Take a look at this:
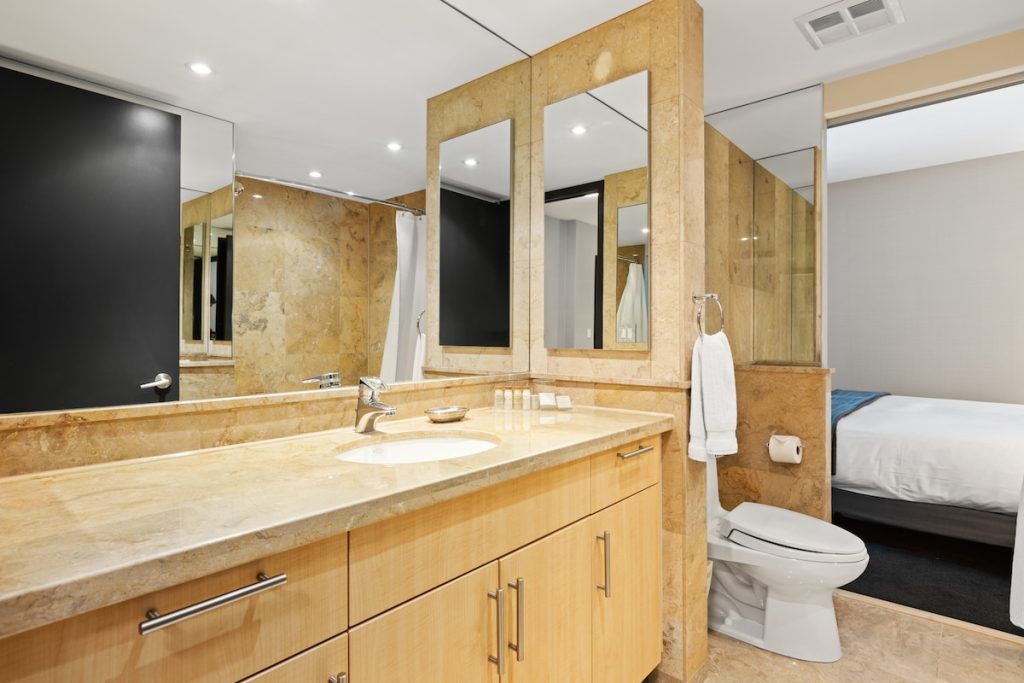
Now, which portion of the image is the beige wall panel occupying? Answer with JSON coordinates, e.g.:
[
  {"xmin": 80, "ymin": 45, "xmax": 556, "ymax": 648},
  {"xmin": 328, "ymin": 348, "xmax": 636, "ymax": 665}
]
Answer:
[{"xmin": 717, "ymin": 366, "xmax": 831, "ymax": 520}]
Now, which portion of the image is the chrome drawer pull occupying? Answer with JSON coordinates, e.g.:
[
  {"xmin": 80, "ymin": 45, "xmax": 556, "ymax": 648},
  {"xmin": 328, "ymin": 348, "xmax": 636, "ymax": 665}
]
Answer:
[
  {"xmin": 617, "ymin": 444, "xmax": 653, "ymax": 460},
  {"xmin": 596, "ymin": 531, "xmax": 611, "ymax": 598},
  {"xmin": 328, "ymin": 673, "xmax": 348, "ymax": 683},
  {"xmin": 138, "ymin": 572, "xmax": 287, "ymax": 635},
  {"xmin": 508, "ymin": 577, "xmax": 525, "ymax": 662},
  {"xmin": 488, "ymin": 588, "xmax": 507, "ymax": 674}
]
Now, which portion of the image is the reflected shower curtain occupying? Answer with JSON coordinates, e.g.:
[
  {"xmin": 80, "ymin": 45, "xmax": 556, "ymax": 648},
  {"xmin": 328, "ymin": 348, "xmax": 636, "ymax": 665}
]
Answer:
[
  {"xmin": 616, "ymin": 262, "xmax": 649, "ymax": 343},
  {"xmin": 381, "ymin": 211, "xmax": 427, "ymax": 383}
]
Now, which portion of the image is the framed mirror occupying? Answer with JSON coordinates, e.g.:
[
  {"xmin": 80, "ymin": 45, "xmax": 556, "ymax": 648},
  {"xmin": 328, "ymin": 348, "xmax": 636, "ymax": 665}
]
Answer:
[
  {"xmin": 438, "ymin": 119, "xmax": 512, "ymax": 348},
  {"xmin": 542, "ymin": 71, "xmax": 649, "ymax": 350}
]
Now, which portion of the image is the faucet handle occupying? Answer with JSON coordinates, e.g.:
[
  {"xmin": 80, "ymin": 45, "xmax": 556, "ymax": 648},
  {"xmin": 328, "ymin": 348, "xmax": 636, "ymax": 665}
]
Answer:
[{"xmin": 359, "ymin": 376, "xmax": 389, "ymax": 393}]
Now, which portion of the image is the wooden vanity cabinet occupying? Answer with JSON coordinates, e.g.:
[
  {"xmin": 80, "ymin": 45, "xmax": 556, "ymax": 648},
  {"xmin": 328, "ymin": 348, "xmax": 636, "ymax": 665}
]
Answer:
[
  {"xmin": 591, "ymin": 485, "xmax": 662, "ymax": 683},
  {"xmin": 0, "ymin": 433, "xmax": 665, "ymax": 683},
  {"xmin": 348, "ymin": 563, "xmax": 501, "ymax": 683},
  {"xmin": 0, "ymin": 535, "xmax": 347, "ymax": 683}
]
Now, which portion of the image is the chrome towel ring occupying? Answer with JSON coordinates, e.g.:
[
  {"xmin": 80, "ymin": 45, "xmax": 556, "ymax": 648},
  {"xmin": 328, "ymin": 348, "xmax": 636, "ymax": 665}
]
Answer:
[{"xmin": 692, "ymin": 294, "xmax": 725, "ymax": 336}]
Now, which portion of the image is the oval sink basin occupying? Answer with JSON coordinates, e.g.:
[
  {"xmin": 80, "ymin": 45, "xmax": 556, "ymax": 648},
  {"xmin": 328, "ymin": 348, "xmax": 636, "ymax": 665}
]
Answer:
[{"xmin": 338, "ymin": 436, "xmax": 497, "ymax": 465}]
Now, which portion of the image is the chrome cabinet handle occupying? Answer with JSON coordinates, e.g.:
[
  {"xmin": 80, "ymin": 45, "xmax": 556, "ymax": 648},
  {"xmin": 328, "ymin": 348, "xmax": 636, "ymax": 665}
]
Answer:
[
  {"xmin": 508, "ymin": 577, "xmax": 525, "ymax": 662},
  {"xmin": 596, "ymin": 531, "xmax": 611, "ymax": 598},
  {"xmin": 488, "ymin": 587, "xmax": 507, "ymax": 674},
  {"xmin": 139, "ymin": 572, "xmax": 287, "ymax": 635},
  {"xmin": 617, "ymin": 444, "xmax": 654, "ymax": 459},
  {"xmin": 328, "ymin": 673, "xmax": 347, "ymax": 683},
  {"xmin": 140, "ymin": 373, "xmax": 173, "ymax": 390}
]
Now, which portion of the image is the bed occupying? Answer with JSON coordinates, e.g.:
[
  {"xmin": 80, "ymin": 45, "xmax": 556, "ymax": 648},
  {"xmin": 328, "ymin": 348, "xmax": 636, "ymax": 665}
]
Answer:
[{"xmin": 831, "ymin": 391, "xmax": 1024, "ymax": 547}]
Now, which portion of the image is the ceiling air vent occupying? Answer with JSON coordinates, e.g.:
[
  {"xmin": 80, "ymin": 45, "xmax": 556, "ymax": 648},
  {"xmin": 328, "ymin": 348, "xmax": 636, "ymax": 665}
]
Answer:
[{"xmin": 796, "ymin": 0, "xmax": 905, "ymax": 49}]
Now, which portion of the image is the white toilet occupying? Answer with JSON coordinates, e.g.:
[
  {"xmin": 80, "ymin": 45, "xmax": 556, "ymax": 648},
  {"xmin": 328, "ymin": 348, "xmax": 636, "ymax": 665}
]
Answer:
[{"xmin": 706, "ymin": 453, "xmax": 868, "ymax": 663}]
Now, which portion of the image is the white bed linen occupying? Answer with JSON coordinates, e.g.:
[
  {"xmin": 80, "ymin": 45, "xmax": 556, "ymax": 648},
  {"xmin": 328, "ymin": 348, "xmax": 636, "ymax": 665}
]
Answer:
[{"xmin": 832, "ymin": 395, "xmax": 1024, "ymax": 515}]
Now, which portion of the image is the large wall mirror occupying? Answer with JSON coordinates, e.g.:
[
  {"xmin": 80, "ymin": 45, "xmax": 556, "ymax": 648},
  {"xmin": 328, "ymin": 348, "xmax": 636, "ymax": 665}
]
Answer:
[
  {"xmin": 438, "ymin": 119, "xmax": 512, "ymax": 348},
  {"xmin": 705, "ymin": 85, "xmax": 822, "ymax": 364},
  {"xmin": 543, "ymin": 71, "xmax": 649, "ymax": 350}
]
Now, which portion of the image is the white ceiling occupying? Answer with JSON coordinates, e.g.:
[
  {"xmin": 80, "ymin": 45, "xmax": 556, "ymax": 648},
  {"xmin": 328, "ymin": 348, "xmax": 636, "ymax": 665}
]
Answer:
[
  {"xmin": 2, "ymin": 0, "xmax": 1023, "ymax": 200},
  {"xmin": 545, "ymin": 194, "xmax": 599, "ymax": 225},
  {"xmin": 706, "ymin": 85, "xmax": 823, "ymax": 160},
  {"xmin": 702, "ymin": 0, "xmax": 1024, "ymax": 114},
  {"xmin": 827, "ymin": 82, "xmax": 1024, "ymax": 183}
]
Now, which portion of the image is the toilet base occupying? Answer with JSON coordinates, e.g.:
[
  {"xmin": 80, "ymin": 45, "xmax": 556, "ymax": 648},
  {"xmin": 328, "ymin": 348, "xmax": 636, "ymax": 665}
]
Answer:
[{"xmin": 708, "ymin": 562, "xmax": 844, "ymax": 662}]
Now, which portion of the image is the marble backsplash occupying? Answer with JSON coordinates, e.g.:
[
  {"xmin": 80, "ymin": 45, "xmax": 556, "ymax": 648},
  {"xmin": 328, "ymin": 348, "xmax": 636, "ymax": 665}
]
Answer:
[{"xmin": 0, "ymin": 373, "xmax": 526, "ymax": 477}]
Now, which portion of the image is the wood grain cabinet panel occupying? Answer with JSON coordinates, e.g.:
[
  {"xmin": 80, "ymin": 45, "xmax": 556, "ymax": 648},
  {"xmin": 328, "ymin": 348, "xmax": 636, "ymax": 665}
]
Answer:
[
  {"xmin": 349, "ymin": 457, "xmax": 590, "ymax": 623},
  {"xmin": 0, "ymin": 535, "xmax": 347, "ymax": 683},
  {"xmin": 348, "ymin": 562, "xmax": 501, "ymax": 683},
  {"xmin": 590, "ymin": 437, "xmax": 661, "ymax": 512},
  {"xmin": 591, "ymin": 485, "xmax": 662, "ymax": 683},
  {"xmin": 242, "ymin": 633, "xmax": 348, "ymax": 683},
  {"xmin": 500, "ymin": 521, "xmax": 592, "ymax": 682}
]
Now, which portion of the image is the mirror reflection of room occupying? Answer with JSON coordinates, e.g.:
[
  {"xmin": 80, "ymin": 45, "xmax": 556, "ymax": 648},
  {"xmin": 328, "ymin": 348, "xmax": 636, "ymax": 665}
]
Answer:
[
  {"xmin": 543, "ymin": 71, "xmax": 649, "ymax": 351},
  {"xmin": 704, "ymin": 85, "xmax": 822, "ymax": 364}
]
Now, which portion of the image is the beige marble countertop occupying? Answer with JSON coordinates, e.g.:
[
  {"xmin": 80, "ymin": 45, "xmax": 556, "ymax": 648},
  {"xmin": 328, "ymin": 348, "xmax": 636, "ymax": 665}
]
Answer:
[{"xmin": 0, "ymin": 405, "xmax": 672, "ymax": 639}]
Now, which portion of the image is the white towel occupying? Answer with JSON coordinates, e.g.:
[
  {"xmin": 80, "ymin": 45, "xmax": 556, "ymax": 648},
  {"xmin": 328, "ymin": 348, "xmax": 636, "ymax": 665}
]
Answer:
[
  {"xmin": 616, "ymin": 263, "xmax": 649, "ymax": 343},
  {"xmin": 1012, "ymin": 474, "xmax": 1024, "ymax": 627},
  {"xmin": 412, "ymin": 332, "xmax": 426, "ymax": 382},
  {"xmin": 688, "ymin": 331, "xmax": 738, "ymax": 461}
]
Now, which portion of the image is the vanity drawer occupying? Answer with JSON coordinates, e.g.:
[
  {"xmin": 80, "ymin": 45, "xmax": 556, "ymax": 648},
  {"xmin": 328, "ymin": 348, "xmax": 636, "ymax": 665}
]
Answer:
[
  {"xmin": 590, "ymin": 436, "xmax": 661, "ymax": 512},
  {"xmin": 349, "ymin": 457, "xmax": 589, "ymax": 624},
  {"xmin": 0, "ymin": 534, "xmax": 347, "ymax": 683},
  {"xmin": 242, "ymin": 633, "xmax": 348, "ymax": 683}
]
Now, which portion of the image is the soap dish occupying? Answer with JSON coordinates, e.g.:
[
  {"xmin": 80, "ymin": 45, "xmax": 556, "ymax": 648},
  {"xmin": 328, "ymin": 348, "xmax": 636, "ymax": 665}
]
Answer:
[{"xmin": 425, "ymin": 406, "xmax": 469, "ymax": 423}]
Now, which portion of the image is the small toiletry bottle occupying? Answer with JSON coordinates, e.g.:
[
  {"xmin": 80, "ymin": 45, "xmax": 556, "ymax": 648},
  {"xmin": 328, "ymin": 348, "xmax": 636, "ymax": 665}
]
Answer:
[
  {"xmin": 532, "ymin": 393, "xmax": 540, "ymax": 410},
  {"xmin": 494, "ymin": 389, "xmax": 504, "ymax": 410},
  {"xmin": 522, "ymin": 389, "xmax": 531, "ymax": 410},
  {"xmin": 504, "ymin": 388, "xmax": 513, "ymax": 410},
  {"xmin": 513, "ymin": 389, "xmax": 522, "ymax": 409}
]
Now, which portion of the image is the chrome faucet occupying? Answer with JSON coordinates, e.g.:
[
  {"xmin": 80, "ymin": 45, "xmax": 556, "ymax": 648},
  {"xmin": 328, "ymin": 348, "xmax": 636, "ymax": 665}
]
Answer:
[{"xmin": 355, "ymin": 376, "xmax": 396, "ymax": 433}]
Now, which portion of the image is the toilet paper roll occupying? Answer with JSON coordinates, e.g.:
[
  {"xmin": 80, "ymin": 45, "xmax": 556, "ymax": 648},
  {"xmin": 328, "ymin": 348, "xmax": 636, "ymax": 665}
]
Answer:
[{"xmin": 768, "ymin": 434, "xmax": 803, "ymax": 464}]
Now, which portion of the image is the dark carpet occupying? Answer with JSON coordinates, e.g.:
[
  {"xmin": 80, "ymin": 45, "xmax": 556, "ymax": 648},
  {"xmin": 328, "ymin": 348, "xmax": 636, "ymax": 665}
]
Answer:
[{"xmin": 833, "ymin": 514, "xmax": 1024, "ymax": 636}]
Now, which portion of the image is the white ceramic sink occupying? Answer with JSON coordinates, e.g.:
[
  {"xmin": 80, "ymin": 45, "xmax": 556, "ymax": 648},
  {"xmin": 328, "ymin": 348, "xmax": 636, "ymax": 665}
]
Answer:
[{"xmin": 338, "ymin": 435, "xmax": 497, "ymax": 465}]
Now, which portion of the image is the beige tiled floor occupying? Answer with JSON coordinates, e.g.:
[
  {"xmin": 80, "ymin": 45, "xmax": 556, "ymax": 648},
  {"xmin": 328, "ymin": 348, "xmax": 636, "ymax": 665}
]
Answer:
[{"xmin": 704, "ymin": 591, "xmax": 1024, "ymax": 682}]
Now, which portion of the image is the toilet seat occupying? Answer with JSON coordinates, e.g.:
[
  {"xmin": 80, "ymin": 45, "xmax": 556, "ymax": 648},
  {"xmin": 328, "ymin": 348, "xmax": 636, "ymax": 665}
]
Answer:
[{"xmin": 723, "ymin": 502, "xmax": 867, "ymax": 563}]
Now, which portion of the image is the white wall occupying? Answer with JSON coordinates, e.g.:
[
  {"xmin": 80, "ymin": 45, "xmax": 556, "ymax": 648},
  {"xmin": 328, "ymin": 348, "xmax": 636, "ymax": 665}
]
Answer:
[{"xmin": 828, "ymin": 151, "xmax": 1024, "ymax": 403}]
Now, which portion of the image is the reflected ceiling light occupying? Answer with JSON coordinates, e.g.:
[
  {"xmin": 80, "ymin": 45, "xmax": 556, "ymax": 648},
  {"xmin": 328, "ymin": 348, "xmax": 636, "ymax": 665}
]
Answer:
[
  {"xmin": 345, "ymin": 191, "xmax": 356, "ymax": 196},
  {"xmin": 308, "ymin": 170, "xmax": 323, "ymax": 179},
  {"xmin": 641, "ymin": 227, "xmax": 650, "ymax": 234},
  {"xmin": 187, "ymin": 62, "xmax": 213, "ymax": 76},
  {"xmin": 463, "ymin": 158, "xmax": 478, "ymax": 167},
  {"xmin": 584, "ymin": 192, "xmax": 599, "ymax": 199},
  {"xmin": 252, "ymin": 194, "xmax": 264, "ymax": 200},
  {"xmin": 387, "ymin": 141, "xmax": 402, "ymax": 152},
  {"xmin": 571, "ymin": 124, "xmax": 587, "ymax": 135}
]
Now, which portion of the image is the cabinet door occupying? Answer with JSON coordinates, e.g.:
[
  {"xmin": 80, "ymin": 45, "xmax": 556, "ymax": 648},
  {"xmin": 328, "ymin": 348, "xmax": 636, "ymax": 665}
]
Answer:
[
  {"xmin": 591, "ymin": 485, "xmax": 662, "ymax": 682},
  {"xmin": 499, "ymin": 521, "xmax": 592, "ymax": 682},
  {"xmin": 242, "ymin": 633, "xmax": 347, "ymax": 682},
  {"xmin": 349, "ymin": 562, "xmax": 500, "ymax": 683}
]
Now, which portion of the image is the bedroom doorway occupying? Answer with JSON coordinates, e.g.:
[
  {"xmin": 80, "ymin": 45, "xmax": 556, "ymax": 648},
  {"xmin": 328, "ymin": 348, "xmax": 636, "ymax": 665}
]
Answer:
[{"xmin": 825, "ymin": 81, "xmax": 1024, "ymax": 636}]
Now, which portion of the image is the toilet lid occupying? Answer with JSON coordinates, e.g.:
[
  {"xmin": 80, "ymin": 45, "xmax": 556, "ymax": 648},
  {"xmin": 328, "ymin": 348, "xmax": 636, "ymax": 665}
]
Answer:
[{"xmin": 723, "ymin": 502, "xmax": 866, "ymax": 556}]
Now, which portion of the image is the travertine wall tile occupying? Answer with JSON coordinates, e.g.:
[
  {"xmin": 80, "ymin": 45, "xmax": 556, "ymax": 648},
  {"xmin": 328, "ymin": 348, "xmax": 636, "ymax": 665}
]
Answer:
[{"xmin": 717, "ymin": 365, "xmax": 832, "ymax": 520}]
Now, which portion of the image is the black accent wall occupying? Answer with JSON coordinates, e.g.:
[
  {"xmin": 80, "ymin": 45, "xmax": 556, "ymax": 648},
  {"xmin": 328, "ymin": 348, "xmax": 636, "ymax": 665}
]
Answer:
[
  {"xmin": 0, "ymin": 66, "xmax": 181, "ymax": 413},
  {"xmin": 439, "ymin": 188, "xmax": 511, "ymax": 347}
]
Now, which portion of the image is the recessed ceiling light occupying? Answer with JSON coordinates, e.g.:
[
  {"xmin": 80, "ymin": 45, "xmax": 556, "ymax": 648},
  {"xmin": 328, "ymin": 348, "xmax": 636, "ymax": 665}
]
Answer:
[
  {"xmin": 187, "ymin": 62, "xmax": 213, "ymax": 76},
  {"xmin": 584, "ymin": 192, "xmax": 599, "ymax": 199},
  {"xmin": 572, "ymin": 124, "xmax": 587, "ymax": 135},
  {"xmin": 345, "ymin": 191, "xmax": 356, "ymax": 196},
  {"xmin": 463, "ymin": 158, "xmax": 478, "ymax": 167},
  {"xmin": 252, "ymin": 194, "xmax": 264, "ymax": 200},
  {"xmin": 308, "ymin": 170, "xmax": 322, "ymax": 179},
  {"xmin": 641, "ymin": 227, "xmax": 650, "ymax": 234},
  {"xmin": 387, "ymin": 141, "xmax": 402, "ymax": 152}
]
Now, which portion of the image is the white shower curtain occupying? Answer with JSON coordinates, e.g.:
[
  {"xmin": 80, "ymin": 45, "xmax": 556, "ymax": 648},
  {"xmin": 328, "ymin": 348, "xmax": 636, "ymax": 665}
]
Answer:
[
  {"xmin": 616, "ymin": 262, "xmax": 649, "ymax": 343},
  {"xmin": 380, "ymin": 211, "xmax": 426, "ymax": 383}
]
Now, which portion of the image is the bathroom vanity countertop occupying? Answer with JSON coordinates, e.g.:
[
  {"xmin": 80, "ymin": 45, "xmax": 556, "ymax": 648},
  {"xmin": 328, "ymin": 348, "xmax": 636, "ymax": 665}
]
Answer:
[{"xmin": 0, "ymin": 405, "xmax": 673, "ymax": 639}]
